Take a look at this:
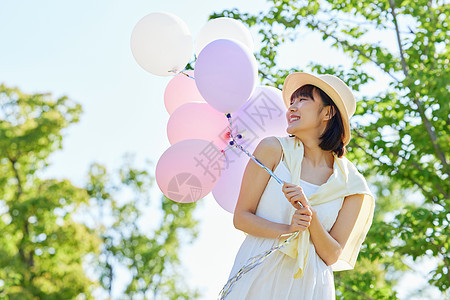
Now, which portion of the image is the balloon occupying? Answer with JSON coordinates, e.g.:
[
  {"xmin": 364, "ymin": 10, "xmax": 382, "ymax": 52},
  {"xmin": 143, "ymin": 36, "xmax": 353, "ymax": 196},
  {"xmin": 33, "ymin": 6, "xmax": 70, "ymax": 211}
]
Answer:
[
  {"xmin": 155, "ymin": 139, "xmax": 224, "ymax": 203},
  {"xmin": 167, "ymin": 102, "xmax": 229, "ymax": 148},
  {"xmin": 130, "ymin": 12, "xmax": 192, "ymax": 76},
  {"xmin": 211, "ymin": 86, "xmax": 287, "ymax": 213},
  {"xmin": 164, "ymin": 71, "xmax": 206, "ymax": 114},
  {"xmin": 234, "ymin": 86, "xmax": 288, "ymax": 138},
  {"xmin": 195, "ymin": 17, "xmax": 254, "ymax": 56},
  {"xmin": 212, "ymin": 145, "xmax": 252, "ymax": 213},
  {"xmin": 195, "ymin": 39, "xmax": 258, "ymax": 113}
]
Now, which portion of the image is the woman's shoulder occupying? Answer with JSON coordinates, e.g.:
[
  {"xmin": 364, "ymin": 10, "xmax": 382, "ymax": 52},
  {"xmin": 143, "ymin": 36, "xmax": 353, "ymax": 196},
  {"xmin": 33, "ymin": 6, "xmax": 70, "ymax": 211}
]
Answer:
[
  {"xmin": 338, "ymin": 155, "xmax": 364, "ymax": 175},
  {"xmin": 258, "ymin": 135, "xmax": 296, "ymax": 152},
  {"xmin": 253, "ymin": 136, "xmax": 283, "ymax": 170},
  {"xmin": 257, "ymin": 136, "xmax": 283, "ymax": 150},
  {"xmin": 337, "ymin": 156, "xmax": 373, "ymax": 194}
]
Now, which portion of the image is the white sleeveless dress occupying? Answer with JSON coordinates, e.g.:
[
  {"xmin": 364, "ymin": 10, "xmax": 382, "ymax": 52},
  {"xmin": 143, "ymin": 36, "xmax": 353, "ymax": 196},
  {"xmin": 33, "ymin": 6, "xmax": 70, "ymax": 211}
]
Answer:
[{"xmin": 223, "ymin": 152, "xmax": 344, "ymax": 300}]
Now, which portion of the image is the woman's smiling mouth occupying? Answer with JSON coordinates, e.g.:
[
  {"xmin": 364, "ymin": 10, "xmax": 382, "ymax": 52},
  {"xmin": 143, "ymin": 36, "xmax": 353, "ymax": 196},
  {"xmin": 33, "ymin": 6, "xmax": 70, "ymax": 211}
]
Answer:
[{"xmin": 289, "ymin": 115, "xmax": 300, "ymax": 123}]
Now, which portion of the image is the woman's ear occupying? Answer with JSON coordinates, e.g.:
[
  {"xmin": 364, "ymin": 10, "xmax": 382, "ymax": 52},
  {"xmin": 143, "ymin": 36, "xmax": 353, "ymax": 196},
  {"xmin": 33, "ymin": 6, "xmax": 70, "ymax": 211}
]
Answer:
[{"xmin": 324, "ymin": 106, "xmax": 336, "ymax": 120}]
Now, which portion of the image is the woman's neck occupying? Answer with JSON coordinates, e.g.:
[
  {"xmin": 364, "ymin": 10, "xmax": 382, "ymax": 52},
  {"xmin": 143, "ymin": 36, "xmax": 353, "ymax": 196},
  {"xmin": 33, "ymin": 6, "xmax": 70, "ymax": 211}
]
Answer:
[{"xmin": 299, "ymin": 137, "xmax": 334, "ymax": 168}]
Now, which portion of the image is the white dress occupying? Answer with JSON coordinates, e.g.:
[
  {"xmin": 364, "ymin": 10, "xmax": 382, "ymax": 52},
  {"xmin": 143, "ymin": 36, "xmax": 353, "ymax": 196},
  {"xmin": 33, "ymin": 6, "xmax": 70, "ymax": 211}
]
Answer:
[{"xmin": 223, "ymin": 153, "xmax": 344, "ymax": 300}]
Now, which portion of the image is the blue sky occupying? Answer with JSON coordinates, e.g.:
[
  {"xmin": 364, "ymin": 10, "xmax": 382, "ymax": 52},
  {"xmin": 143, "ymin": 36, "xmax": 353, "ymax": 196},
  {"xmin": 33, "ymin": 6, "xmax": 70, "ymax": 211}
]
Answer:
[{"xmin": 0, "ymin": 0, "xmax": 431, "ymax": 299}]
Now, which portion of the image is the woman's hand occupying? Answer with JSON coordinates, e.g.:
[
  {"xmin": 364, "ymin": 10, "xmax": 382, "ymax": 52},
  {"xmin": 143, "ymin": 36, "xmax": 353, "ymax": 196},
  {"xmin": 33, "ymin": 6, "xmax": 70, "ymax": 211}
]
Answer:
[
  {"xmin": 282, "ymin": 181, "xmax": 310, "ymax": 209},
  {"xmin": 289, "ymin": 207, "xmax": 313, "ymax": 233}
]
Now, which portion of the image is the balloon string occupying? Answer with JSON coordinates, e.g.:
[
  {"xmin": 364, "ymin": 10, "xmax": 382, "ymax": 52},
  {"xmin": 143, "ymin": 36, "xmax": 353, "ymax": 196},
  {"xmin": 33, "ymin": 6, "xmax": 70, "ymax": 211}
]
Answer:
[
  {"xmin": 221, "ymin": 145, "xmax": 234, "ymax": 153},
  {"xmin": 168, "ymin": 69, "xmax": 195, "ymax": 79},
  {"xmin": 180, "ymin": 71, "xmax": 195, "ymax": 79},
  {"xmin": 223, "ymin": 113, "xmax": 283, "ymax": 185},
  {"xmin": 218, "ymin": 230, "xmax": 300, "ymax": 299}
]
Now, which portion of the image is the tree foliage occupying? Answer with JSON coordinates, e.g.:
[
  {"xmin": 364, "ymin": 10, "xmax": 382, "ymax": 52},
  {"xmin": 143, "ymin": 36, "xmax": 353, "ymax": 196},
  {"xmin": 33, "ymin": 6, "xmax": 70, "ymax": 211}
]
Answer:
[
  {"xmin": 211, "ymin": 0, "xmax": 449, "ymax": 298},
  {"xmin": 0, "ymin": 84, "xmax": 99, "ymax": 299},
  {"xmin": 84, "ymin": 155, "xmax": 200, "ymax": 299},
  {"xmin": 0, "ymin": 84, "xmax": 201, "ymax": 299}
]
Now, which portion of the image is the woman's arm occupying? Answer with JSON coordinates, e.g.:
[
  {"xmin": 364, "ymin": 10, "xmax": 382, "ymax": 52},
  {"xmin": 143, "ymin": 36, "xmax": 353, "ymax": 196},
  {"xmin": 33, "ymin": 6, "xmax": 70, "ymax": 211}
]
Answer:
[
  {"xmin": 233, "ymin": 137, "xmax": 310, "ymax": 239},
  {"xmin": 308, "ymin": 194, "xmax": 364, "ymax": 266}
]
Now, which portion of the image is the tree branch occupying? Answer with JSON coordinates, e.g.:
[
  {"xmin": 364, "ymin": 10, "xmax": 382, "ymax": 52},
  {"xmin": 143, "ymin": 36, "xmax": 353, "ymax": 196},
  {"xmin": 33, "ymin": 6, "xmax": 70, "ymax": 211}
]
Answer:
[
  {"xmin": 310, "ymin": 22, "xmax": 402, "ymax": 82},
  {"xmin": 387, "ymin": 0, "xmax": 448, "ymax": 174},
  {"xmin": 9, "ymin": 158, "xmax": 23, "ymax": 202},
  {"xmin": 351, "ymin": 127, "xmax": 443, "ymax": 203},
  {"xmin": 388, "ymin": 0, "xmax": 409, "ymax": 76},
  {"xmin": 412, "ymin": 94, "xmax": 449, "ymax": 174},
  {"xmin": 329, "ymin": 15, "xmax": 412, "ymax": 34}
]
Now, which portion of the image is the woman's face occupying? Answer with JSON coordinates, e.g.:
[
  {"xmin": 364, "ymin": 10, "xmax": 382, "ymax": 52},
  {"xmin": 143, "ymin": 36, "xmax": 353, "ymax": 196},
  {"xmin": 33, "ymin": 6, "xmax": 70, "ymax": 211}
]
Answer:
[{"xmin": 285, "ymin": 87, "xmax": 330, "ymax": 138}]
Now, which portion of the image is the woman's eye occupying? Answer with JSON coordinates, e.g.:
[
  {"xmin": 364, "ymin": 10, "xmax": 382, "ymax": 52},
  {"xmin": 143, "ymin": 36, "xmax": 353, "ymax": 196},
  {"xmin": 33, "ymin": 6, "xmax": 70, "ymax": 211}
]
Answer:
[{"xmin": 290, "ymin": 98, "xmax": 306, "ymax": 104}]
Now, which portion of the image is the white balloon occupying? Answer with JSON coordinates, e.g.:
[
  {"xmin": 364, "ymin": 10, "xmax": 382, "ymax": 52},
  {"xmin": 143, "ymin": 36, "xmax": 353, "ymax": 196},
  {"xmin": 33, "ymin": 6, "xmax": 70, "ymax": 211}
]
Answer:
[
  {"xmin": 130, "ymin": 12, "xmax": 193, "ymax": 76},
  {"xmin": 195, "ymin": 17, "xmax": 254, "ymax": 57}
]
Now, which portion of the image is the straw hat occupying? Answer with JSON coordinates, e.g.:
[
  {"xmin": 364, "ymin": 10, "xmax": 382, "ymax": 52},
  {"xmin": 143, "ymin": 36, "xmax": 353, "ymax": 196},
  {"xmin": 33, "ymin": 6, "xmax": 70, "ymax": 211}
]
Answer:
[{"xmin": 282, "ymin": 72, "xmax": 356, "ymax": 146}]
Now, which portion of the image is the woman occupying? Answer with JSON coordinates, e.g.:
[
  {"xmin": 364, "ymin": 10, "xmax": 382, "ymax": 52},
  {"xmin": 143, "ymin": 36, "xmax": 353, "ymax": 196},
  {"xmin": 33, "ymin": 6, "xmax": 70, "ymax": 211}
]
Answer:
[{"xmin": 221, "ymin": 72, "xmax": 375, "ymax": 299}]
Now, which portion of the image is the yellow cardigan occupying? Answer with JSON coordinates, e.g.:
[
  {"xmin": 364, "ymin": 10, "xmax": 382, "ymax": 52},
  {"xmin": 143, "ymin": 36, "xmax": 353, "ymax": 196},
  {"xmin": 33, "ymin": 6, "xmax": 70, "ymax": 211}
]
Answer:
[{"xmin": 275, "ymin": 136, "xmax": 376, "ymax": 278}]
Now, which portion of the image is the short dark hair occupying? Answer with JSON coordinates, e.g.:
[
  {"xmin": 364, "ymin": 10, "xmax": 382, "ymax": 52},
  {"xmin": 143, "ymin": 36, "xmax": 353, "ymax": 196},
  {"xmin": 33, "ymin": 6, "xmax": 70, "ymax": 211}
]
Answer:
[{"xmin": 288, "ymin": 84, "xmax": 347, "ymax": 157}]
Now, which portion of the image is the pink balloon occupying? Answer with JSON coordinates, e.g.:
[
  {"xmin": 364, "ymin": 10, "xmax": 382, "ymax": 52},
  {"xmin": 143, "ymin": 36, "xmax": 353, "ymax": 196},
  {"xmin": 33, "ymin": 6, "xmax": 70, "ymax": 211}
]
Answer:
[
  {"xmin": 167, "ymin": 102, "xmax": 230, "ymax": 148},
  {"xmin": 155, "ymin": 139, "xmax": 225, "ymax": 203},
  {"xmin": 234, "ymin": 86, "xmax": 288, "ymax": 138},
  {"xmin": 164, "ymin": 70, "xmax": 206, "ymax": 114}
]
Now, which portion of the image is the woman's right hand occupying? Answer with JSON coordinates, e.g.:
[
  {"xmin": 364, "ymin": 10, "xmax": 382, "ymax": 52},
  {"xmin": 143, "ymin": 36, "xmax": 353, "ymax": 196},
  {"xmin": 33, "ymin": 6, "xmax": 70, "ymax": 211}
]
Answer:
[{"xmin": 289, "ymin": 206, "xmax": 313, "ymax": 233}]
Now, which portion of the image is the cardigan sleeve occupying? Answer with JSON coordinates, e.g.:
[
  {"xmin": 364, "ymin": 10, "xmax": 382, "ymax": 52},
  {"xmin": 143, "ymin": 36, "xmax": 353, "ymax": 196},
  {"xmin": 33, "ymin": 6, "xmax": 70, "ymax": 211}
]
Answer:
[{"xmin": 331, "ymin": 160, "xmax": 376, "ymax": 271}]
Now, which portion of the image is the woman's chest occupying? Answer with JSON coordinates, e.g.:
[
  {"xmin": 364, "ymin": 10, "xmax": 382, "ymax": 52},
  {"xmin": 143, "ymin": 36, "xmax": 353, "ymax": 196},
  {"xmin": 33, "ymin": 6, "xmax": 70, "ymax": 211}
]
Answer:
[{"xmin": 300, "ymin": 161, "xmax": 334, "ymax": 186}]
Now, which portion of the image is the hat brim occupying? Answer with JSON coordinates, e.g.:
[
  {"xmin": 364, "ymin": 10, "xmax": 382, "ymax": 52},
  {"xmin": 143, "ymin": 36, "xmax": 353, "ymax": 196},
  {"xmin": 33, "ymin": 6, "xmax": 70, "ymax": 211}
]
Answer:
[{"xmin": 282, "ymin": 72, "xmax": 351, "ymax": 146}]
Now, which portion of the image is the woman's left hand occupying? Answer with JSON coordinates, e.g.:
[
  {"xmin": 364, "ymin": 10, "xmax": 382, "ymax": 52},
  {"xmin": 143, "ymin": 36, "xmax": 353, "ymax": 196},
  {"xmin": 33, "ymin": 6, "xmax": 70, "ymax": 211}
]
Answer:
[{"xmin": 282, "ymin": 181, "xmax": 310, "ymax": 209}]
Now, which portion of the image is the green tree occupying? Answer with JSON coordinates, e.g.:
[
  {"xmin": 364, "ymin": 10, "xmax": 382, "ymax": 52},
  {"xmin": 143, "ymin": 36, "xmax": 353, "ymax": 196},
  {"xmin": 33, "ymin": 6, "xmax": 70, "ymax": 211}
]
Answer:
[
  {"xmin": 83, "ymin": 155, "xmax": 201, "ymax": 299},
  {"xmin": 0, "ymin": 84, "xmax": 202, "ymax": 299},
  {"xmin": 0, "ymin": 84, "xmax": 100, "ymax": 299},
  {"xmin": 210, "ymin": 0, "xmax": 449, "ymax": 298}
]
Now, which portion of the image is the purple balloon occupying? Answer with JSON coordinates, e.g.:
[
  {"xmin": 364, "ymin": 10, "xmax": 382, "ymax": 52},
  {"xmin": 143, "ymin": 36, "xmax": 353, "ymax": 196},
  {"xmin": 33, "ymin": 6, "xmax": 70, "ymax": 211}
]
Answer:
[
  {"xmin": 212, "ymin": 145, "xmax": 252, "ymax": 213},
  {"xmin": 211, "ymin": 86, "xmax": 288, "ymax": 213},
  {"xmin": 194, "ymin": 39, "xmax": 258, "ymax": 113},
  {"xmin": 234, "ymin": 86, "xmax": 288, "ymax": 138}
]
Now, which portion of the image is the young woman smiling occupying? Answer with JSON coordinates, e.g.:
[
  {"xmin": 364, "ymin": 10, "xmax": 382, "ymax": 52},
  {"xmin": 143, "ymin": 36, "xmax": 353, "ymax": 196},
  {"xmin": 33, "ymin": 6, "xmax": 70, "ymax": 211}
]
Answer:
[{"xmin": 221, "ymin": 72, "xmax": 375, "ymax": 300}]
